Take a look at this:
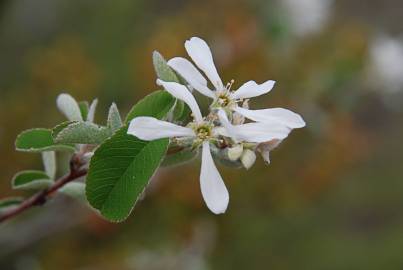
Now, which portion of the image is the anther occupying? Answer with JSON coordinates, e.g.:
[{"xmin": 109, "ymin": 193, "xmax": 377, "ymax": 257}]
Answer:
[{"xmin": 226, "ymin": 79, "xmax": 235, "ymax": 91}]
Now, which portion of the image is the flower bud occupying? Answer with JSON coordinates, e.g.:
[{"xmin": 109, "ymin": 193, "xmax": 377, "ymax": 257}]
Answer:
[
  {"xmin": 241, "ymin": 149, "xmax": 256, "ymax": 170},
  {"xmin": 260, "ymin": 149, "xmax": 271, "ymax": 164},
  {"xmin": 227, "ymin": 144, "xmax": 243, "ymax": 161},
  {"xmin": 232, "ymin": 112, "xmax": 245, "ymax": 125},
  {"xmin": 82, "ymin": 152, "xmax": 94, "ymax": 163},
  {"xmin": 257, "ymin": 139, "xmax": 282, "ymax": 165}
]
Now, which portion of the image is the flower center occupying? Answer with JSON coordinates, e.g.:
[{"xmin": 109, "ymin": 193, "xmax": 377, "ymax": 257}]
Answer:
[
  {"xmin": 217, "ymin": 92, "xmax": 231, "ymax": 107},
  {"xmin": 196, "ymin": 125, "xmax": 212, "ymax": 140},
  {"xmin": 213, "ymin": 79, "xmax": 236, "ymax": 108}
]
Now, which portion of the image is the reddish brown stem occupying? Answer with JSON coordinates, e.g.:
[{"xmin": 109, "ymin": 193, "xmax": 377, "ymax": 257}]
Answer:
[{"xmin": 0, "ymin": 156, "xmax": 88, "ymax": 224}]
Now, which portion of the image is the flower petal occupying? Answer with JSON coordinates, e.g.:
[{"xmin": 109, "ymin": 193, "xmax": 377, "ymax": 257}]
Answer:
[
  {"xmin": 157, "ymin": 80, "xmax": 203, "ymax": 122},
  {"xmin": 185, "ymin": 37, "xmax": 224, "ymax": 90},
  {"xmin": 234, "ymin": 107, "xmax": 306, "ymax": 128},
  {"xmin": 128, "ymin": 117, "xmax": 194, "ymax": 140},
  {"xmin": 231, "ymin": 80, "xmax": 276, "ymax": 100},
  {"xmin": 200, "ymin": 142, "xmax": 229, "ymax": 214},
  {"xmin": 217, "ymin": 110, "xmax": 290, "ymax": 143},
  {"xmin": 167, "ymin": 57, "xmax": 215, "ymax": 98},
  {"xmin": 87, "ymin": 99, "xmax": 98, "ymax": 122}
]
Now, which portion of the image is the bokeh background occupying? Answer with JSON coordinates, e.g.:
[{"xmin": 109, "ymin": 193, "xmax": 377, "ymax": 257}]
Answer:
[{"xmin": 1, "ymin": 0, "xmax": 403, "ymax": 269}]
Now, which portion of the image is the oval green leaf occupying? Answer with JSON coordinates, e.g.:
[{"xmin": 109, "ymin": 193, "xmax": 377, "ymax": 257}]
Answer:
[
  {"xmin": 87, "ymin": 90, "xmax": 175, "ymax": 222},
  {"xmin": 16, "ymin": 128, "xmax": 75, "ymax": 152},
  {"xmin": 12, "ymin": 170, "xmax": 53, "ymax": 190},
  {"xmin": 86, "ymin": 128, "xmax": 168, "ymax": 222}
]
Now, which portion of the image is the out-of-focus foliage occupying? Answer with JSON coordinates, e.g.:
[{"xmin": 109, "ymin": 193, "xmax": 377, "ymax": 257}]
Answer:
[{"xmin": 1, "ymin": 0, "xmax": 403, "ymax": 269}]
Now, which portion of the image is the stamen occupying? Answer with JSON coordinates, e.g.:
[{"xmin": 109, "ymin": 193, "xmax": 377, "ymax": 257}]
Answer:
[{"xmin": 226, "ymin": 79, "xmax": 235, "ymax": 91}]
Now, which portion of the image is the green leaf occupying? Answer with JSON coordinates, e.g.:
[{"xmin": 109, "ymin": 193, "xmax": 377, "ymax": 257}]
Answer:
[
  {"xmin": 79, "ymin": 101, "xmax": 89, "ymax": 121},
  {"xmin": 12, "ymin": 170, "xmax": 53, "ymax": 190},
  {"xmin": 42, "ymin": 151, "xmax": 56, "ymax": 179},
  {"xmin": 125, "ymin": 90, "xmax": 175, "ymax": 124},
  {"xmin": 0, "ymin": 197, "xmax": 23, "ymax": 210},
  {"xmin": 87, "ymin": 90, "xmax": 176, "ymax": 222},
  {"xmin": 56, "ymin": 93, "xmax": 83, "ymax": 121},
  {"xmin": 16, "ymin": 128, "xmax": 75, "ymax": 153},
  {"xmin": 152, "ymin": 51, "xmax": 179, "ymax": 82},
  {"xmin": 107, "ymin": 103, "xmax": 123, "ymax": 132},
  {"xmin": 60, "ymin": 182, "xmax": 86, "ymax": 201},
  {"xmin": 86, "ymin": 128, "xmax": 168, "ymax": 222},
  {"xmin": 54, "ymin": 122, "xmax": 112, "ymax": 145}
]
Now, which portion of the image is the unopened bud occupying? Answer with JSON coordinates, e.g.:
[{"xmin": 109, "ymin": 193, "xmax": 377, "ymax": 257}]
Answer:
[
  {"xmin": 257, "ymin": 139, "xmax": 282, "ymax": 165},
  {"xmin": 241, "ymin": 149, "xmax": 256, "ymax": 170},
  {"xmin": 260, "ymin": 149, "xmax": 271, "ymax": 164},
  {"xmin": 82, "ymin": 152, "xmax": 94, "ymax": 163},
  {"xmin": 232, "ymin": 112, "xmax": 245, "ymax": 125},
  {"xmin": 227, "ymin": 144, "xmax": 243, "ymax": 161}
]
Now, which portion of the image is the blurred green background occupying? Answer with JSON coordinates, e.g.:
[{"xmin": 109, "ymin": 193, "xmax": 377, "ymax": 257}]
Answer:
[{"xmin": 1, "ymin": 0, "xmax": 403, "ymax": 269}]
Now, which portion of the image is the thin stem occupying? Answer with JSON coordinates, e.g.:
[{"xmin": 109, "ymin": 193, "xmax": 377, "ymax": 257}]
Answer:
[{"xmin": 0, "ymin": 155, "xmax": 88, "ymax": 224}]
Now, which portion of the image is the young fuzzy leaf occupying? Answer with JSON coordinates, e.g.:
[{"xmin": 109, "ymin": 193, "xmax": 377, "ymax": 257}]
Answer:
[
  {"xmin": 125, "ymin": 90, "xmax": 176, "ymax": 124},
  {"xmin": 42, "ymin": 151, "xmax": 56, "ymax": 179},
  {"xmin": 54, "ymin": 122, "xmax": 112, "ymax": 145},
  {"xmin": 152, "ymin": 52, "xmax": 187, "ymax": 122},
  {"xmin": 79, "ymin": 101, "xmax": 90, "ymax": 121},
  {"xmin": 87, "ymin": 91, "xmax": 175, "ymax": 222},
  {"xmin": 107, "ymin": 103, "xmax": 123, "ymax": 132},
  {"xmin": 52, "ymin": 121, "xmax": 76, "ymax": 138},
  {"xmin": 152, "ymin": 51, "xmax": 179, "ymax": 82},
  {"xmin": 87, "ymin": 99, "xmax": 98, "ymax": 122},
  {"xmin": 0, "ymin": 197, "xmax": 23, "ymax": 210},
  {"xmin": 16, "ymin": 128, "xmax": 75, "ymax": 153},
  {"xmin": 12, "ymin": 170, "xmax": 53, "ymax": 190},
  {"xmin": 57, "ymin": 93, "xmax": 83, "ymax": 121},
  {"xmin": 60, "ymin": 182, "xmax": 86, "ymax": 201}
]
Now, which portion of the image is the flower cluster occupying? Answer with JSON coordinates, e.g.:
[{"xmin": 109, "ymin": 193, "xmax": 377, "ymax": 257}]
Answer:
[{"xmin": 128, "ymin": 37, "xmax": 305, "ymax": 214}]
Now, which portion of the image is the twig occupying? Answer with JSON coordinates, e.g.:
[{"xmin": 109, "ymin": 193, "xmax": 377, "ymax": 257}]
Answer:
[{"xmin": 0, "ymin": 155, "xmax": 88, "ymax": 224}]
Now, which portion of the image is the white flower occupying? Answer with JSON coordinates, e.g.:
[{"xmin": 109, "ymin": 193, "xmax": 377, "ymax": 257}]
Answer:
[
  {"xmin": 165, "ymin": 37, "xmax": 306, "ymax": 130},
  {"xmin": 128, "ymin": 81, "xmax": 229, "ymax": 214},
  {"xmin": 369, "ymin": 35, "xmax": 403, "ymax": 93},
  {"xmin": 281, "ymin": 0, "xmax": 333, "ymax": 37}
]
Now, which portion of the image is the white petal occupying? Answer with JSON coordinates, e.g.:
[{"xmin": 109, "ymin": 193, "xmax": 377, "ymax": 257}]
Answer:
[
  {"xmin": 87, "ymin": 99, "xmax": 98, "ymax": 122},
  {"xmin": 200, "ymin": 142, "xmax": 229, "ymax": 214},
  {"xmin": 234, "ymin": 123, "xmax": 290, "ymax": 143},
  {"xmin": 128, "ymin": 117, "xmax": 194, "ymax": 141},
  {"xmin": 157, "ymin": 80, "xmax": 203, "ymax": 122},
  {"xmin": 42, "ymin": 151, "xmax": 56, "ymax": 179},
  {"xmin": 217, "ymin": 110, "xmax": 290, "ymax": 143},
  {"xmin": 216, "ymin": 110, "xmax": 238, "ymax": 138},
  {"xmin": 185, "ymin": 37, "xmax": 224, "ymax": 90},
  {"xmin": 234, "ymin": 107, "xmax": 306, "ymax": 129},
  {"xmin": 231, "ymin": 80, "xmax": 276, "ymax": 100},
  {"xmin": 167, "ymin": 57, "xmax": 215, "ymax": 98},
  {"xmin": 56, "ymin": 93, "xmax": 83, "ymax": 121}
]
